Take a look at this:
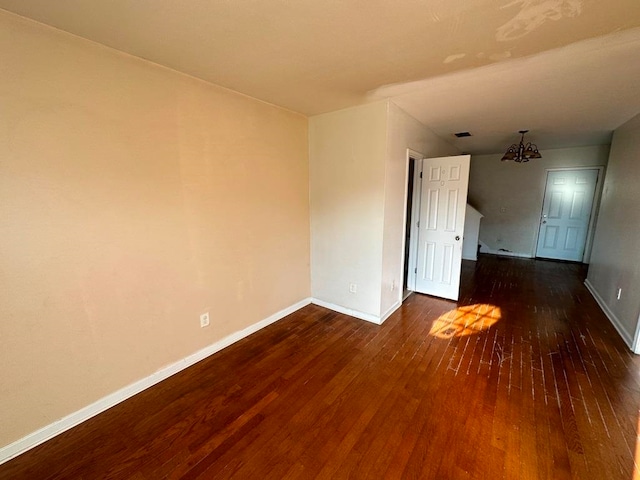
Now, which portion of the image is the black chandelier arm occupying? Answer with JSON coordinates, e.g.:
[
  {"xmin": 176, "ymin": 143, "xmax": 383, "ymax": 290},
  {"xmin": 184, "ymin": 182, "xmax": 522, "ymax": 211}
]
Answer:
[{"xmin": 501, "ymin": 131, "xmax": 542, "ymax": 162}]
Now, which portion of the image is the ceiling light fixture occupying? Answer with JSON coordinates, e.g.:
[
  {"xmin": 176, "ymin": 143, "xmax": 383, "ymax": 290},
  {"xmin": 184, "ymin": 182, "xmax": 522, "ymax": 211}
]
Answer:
[{"xmin": 501, "ymin": 130, "xmax": 542, "ymax": 163}]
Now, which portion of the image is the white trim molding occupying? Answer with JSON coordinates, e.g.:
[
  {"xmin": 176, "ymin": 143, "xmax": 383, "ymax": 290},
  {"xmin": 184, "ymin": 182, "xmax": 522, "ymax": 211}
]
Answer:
[
  {"xmin": 584, "ymin": 279, "xmax": 635, "ymax": 351},
  {"xmin": 311, "ymin": 298, "xmax": 382, "ymax": 325},
  {"xmin": 310, "ymin": 298, "xmax": 400, "ymax": 326},
  {"xmin": 634, "ymin": 314, "xmax": 640, "ymax": 355},
  {"xmin": 380, "ymin": 301, "xmax": 401, "ymax": 324},
  {"xmin": 479, "ymin": 248, "xmax": 532, "ymax": 259},
  {"xmin": 0, "ymin": 297, "xmax": 312, "ymax": 466}
]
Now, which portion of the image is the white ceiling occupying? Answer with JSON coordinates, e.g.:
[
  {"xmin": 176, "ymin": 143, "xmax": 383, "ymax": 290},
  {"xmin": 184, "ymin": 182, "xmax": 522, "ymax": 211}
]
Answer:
[
  {"xmin": 1, "ymin": 0, "xmax": 639, "ymax": 154},
  {"xmin": 382, "ymin": 28, "xmax": 640, "ymax": 153}
]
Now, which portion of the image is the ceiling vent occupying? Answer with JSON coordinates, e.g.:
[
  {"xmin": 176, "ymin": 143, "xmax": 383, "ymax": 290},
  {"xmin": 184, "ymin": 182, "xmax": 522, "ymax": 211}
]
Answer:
[{"xmin": 454, "ymin": 132, "xmax": 472, "ymax": 138}]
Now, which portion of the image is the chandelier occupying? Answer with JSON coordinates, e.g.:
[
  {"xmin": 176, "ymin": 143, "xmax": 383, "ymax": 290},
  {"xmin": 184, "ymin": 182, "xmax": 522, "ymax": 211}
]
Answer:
[{"xmin": 501, "ymin": 130, "xmax": 542, "ymax": 163}]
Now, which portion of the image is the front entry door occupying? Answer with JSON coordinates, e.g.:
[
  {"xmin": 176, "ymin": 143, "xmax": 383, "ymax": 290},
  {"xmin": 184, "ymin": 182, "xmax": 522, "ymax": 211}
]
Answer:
[
  {"xmin": 414, "ymin": 155, "xmax": 470, "ymax": 301},
  {"xmin": 536, "ymin": 169, "xmax": 599, "ymax": 262}
]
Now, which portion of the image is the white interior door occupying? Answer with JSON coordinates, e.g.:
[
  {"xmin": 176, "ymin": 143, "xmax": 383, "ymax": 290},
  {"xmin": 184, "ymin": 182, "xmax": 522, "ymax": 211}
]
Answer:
[
  {"xmin": 536, "ymin": 169, "xmax": 599, "ymax": 262},
  {"xmin": 414, "ymin": 155, "xmax": 470, "ymax": 301}
]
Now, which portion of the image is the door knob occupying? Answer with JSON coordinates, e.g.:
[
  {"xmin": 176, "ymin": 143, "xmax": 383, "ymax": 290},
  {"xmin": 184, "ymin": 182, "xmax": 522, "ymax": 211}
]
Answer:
[
  {"xmin": 542, "ymin": 220, "xmax": 547, "ymax": 224},
  {"xmin": 455, "ymin": 235, "xmax": 460, "ymax": 241}
]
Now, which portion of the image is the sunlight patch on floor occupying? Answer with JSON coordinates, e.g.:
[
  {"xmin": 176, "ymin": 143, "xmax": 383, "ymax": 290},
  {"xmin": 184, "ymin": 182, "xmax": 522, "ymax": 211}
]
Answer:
[{"xmin": 429, "ymin": 303, "xmax": 501, "ymax": 339}]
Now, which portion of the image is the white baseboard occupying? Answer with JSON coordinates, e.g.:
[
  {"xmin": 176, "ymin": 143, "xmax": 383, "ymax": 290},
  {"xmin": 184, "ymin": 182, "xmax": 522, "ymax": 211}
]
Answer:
[
  {"xmin": 478, "ymin": 242, "xmax": 532, "ymax": 259},
  {"xmin": 0, "ymin": 297, "xmax": 312, "ymax": 466},
  {"xmin": 311, "ymin": 298, "xmax": 381, "ymax": 325},
  {"xmin": 380, "ymin": 300, "xmax": 401, "ymax": 324},
  {"xmin": 584, "ymin": 279, "xmax": 635, "ymax": 351},
  {"xmin": 487, "ymin": 249, "xmax": 532, "ymax": 258}
]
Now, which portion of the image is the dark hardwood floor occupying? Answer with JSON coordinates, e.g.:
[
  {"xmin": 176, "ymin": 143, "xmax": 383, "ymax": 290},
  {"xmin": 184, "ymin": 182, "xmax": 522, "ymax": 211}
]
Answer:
[{"xmin": 3, "ymin": 255, "xmax": 640, "ymax": 479}]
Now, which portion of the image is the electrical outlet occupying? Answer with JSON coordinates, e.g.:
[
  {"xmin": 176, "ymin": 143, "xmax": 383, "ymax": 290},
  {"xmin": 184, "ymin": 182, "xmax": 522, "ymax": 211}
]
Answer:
[
  {"xmin": 200, "ymin": 312, "xmax": 210, "ymax": 328},
  {"xmin": 349, "ymin": 283, "xmax": 357, "ymax": 294}
]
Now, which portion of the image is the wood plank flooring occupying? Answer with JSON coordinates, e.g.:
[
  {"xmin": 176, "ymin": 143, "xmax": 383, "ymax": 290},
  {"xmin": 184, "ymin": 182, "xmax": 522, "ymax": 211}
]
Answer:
[{"xmin": 2, "ymin": 255, "xmax": 640, "ymax": 479}]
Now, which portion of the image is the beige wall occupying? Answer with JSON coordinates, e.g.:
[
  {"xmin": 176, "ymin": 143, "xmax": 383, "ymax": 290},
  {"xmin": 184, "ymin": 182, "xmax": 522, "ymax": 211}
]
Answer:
[
  {"xmin": 468, "ymin": 145, "xmax": 610, "ymax": 258},
  {"xmin": 309, "ymin": 102, "xmax": 388, "ymax": 318},
  {"xmin": 587, "ymin": 114, "xmax": 640, "ymax": 348},
  {"xmin": 0, "ymin": 10, "xmax": 310, "ymax": 447},
  {"xmin": 310, "ymin": 101, "xmax": 459, "ymax": 321}
]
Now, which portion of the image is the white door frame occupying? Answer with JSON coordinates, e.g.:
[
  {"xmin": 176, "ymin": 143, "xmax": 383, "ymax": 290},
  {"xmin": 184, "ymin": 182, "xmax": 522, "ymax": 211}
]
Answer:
[
  {"xmin": 633, "ymin": 314, "xmax": 640, "ymax": 354},
  {"xmin": 533, "ymin": 166, "xmax": 605, "ymax": 263},
  {"xmin": 402, "ymin": 149, "xmax": 424, "ymax": 294}
]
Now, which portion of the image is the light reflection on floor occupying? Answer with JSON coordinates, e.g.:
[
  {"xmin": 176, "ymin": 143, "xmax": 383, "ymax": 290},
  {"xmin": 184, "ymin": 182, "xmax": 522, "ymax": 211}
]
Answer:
[{"xmin": 429, "ymin": 303, "xmax": 501, "ymax": 339}]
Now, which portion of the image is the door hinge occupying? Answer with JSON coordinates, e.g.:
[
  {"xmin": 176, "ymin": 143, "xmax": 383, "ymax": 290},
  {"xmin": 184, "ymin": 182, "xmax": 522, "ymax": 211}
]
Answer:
[
  {"xmin": 414, "ymin": 268, "xmax": 417, "ymax": 274},
  {"xmin": 416, "ymin": 221, "xmax": 420, "ymax": 228},
  {"xmin": 419, "ymin": 171, "xmax": 423, "ymax": 178}
]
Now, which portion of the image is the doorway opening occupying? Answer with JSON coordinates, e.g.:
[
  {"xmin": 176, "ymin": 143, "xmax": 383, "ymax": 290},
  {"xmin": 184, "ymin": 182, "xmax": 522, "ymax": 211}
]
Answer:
[
  {"xmin": 402, "ymin": 153, "xmax": 471, "ymax": 302},
  {"xmin": 403, "ymin": 157, "xmax": 416, "ymax": 295}
]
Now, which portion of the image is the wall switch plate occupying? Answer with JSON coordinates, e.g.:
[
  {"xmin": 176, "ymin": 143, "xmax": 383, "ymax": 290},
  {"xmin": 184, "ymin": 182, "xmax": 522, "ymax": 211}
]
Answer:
[{"xmin": 200, "ymin": 312, "xmax": 210, "ymax": 328}]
